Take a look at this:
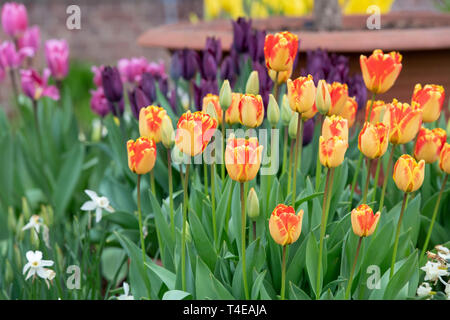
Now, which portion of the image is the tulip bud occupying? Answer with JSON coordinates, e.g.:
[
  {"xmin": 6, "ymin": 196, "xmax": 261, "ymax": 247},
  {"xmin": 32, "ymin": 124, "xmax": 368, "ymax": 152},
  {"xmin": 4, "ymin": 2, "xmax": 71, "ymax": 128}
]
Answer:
[
  {"xmin": 393, "ymin": 154, "xmax": 425, "ymax": 193},
  {"xmin": 316, "ymin": 80, "xmax": 331, "ymax": 115},
  {"xmin": 238, "ymin": 94, "xmax": 264, "ymax": 128},
  {"xmin": 287, "ymin": 75, "xmax": 316, "ymax": 114},
  {"xmin": 280, "ymin": 94, "xmax": 293, "ymax": 126},
  {"xmin": 101, "ymin": 66, "xmax": 123, "ymax": 102},
  {"xmin": 247, "ymin": 188, "xmax": 260, "ymax": 219},
  {"xmin": 4, "ymin": 260, "xmax": 13, "ymax": 284},
  {"xmin": 288, "ymin": 115, "xmax": 298, "ymax": 139},
  {"xmin": 245, "ymin": 71, "xmax": 260, "ymax": 95},
  {"xmin": 269, "ymin": 204, "xmax": 304, "ymax": 246},
  {"xmin": 161, "ymin": 116, "xmax": 175, "ymax": 149},
  {"xmin": 414, "ymin": 127, "xmax": 447, "ymax": 163},
  {"xmin": 219, "ymin": 80, "xmax": 232, "ymax": 110},
  {"xmin": 351, "ymin": 204, "xmax": 380, "ymax": 237},
  {"xmin": 205, "ymin": 101, "xmax": 218, "ymax": 120},
  {"xmin": 385, "ymin": 99, "xmax": 423, "ymax": 145},
  {"xmin": 439, "ymin": 143, "xmax": 450, "ymax": 174},
  {"xmin": 267, "ymin": 94, "xmax": 280, "ymax": 127},
  {"xmin": 225, "ymin": 92, "xmax": 241, "ymax": 125},
  {"xmin": 7, "ymin": 206, "xmax": 16, "ymax": 232},
  {"xmin": 412, "ymin": 84, "xmax": 445, "ymax": 123}
]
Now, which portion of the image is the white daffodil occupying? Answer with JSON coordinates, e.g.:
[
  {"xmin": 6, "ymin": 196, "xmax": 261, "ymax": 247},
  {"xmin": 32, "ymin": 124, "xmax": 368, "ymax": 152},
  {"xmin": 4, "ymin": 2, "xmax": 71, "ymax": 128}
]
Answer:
[
  {"xmin": 416, "ymin": 282, "xmax": 433, "ymax": 298},
  {"xmin": 445, "ymin": 284, "xmax": 450, "ymax": 300},
  {"xmin": 81, "ymin": 190, "xmax": 114, "ymax": 223},
  {"xmin": 23, "ymin": 250, "xmax": 55, "ymax": 281},
  {"xmin": 44, "ymin": 269, "xmax": 56, "ymax": 289},
  {"xmin": 117, "ymin": 282, "xmax": 134, "ymax": 300},
  {"xmin": 421, "ymin": 261, "xmax": 448, "ymax": 282},
  {"xmin": 436, "ymin": 245, "xmax": 450, "ymax": 261},
  {"xmin": 22, "ymin": 215, "xmax": 44, "ymax": 233}
]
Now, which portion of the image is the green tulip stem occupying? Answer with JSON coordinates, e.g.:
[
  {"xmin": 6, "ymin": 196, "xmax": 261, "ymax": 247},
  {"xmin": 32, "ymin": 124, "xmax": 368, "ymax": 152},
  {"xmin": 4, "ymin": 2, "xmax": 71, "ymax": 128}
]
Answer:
[
  {"xmin": 181, "ymin": 162, "xmax": 190, "ymax": 292},
  {"xmin": 240, "ymin": 182, "xmax": 250, "ymax": 300},
  {"xmin": 362, "ymin": 158, "xmax": 372, "ymax": 204},
  {"xmin": 371, "ymin": 158, "xmax": 382, "ymax": 203},
  {"xmin": 282, "ymin": 126, "xmax": 288, "ymax": 175},
  {"xmin": 345, "ymin": 236, "xmax": 363, "ymax": 300},
  {"xmin": 167, "ymin": 151, "xmax": 175, "ymax": 237},
  {"xmin": 379, "ymin": 144, "xmax": 397, "ymax": 212},
  {"xmin": 136, "ymin": 175, "xmax": 146, "ymax": 265},
  {"xmin": 281, "ymin": 245, "xmax": 287, "ymax": 300},
  {"xmin": 390, "ymin": 192, "xmax": 408, "ymax": 279},
  {"xmin": 292, "ymin": 113, "xmax": 303, "ymax": 208}
]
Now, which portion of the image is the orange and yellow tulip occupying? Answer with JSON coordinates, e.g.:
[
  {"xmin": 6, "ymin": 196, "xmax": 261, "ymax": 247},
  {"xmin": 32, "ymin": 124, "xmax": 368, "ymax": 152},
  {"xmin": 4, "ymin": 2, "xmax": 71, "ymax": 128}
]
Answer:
[
  {"xmin": 351, "ymin": 204, "xmax": 380, "ymax": 237},
  {"xmin": 202, "ymin": 94, "xmax": 223, "ymax": 125},
  {"xmin": 319, "ymin": 136, "xmax": 348, "ymax": 168},
  {"xmin": 365, "ymin": 100, "xmax": 387, "ymax": 124},
  {"xmin": 358, "ymin": 121, "xmax": 389, "ymax": 159},
  {"xmin": 411, "ymin": 84, "xmax": 445, "ymax": 123},
  {"xmin": 316, "ymin": 79, "xmax": 331, "ymax": 115},
  {"xmin": 301, "ymin": 102, "xmax": 318, "ymax": 121},
  {"xmin": 384, "ymin": 99, "xmax": 422, "ymax": 144},
  {"xmin": 238, "ymin": 94, "xmax": 264, "ymax": 128},
  {"xmin": 175, "ymin": 110, "xmax": 218, "ymax": 157},
  {"xmin": 322, "ymin": 115, "xmax": 349, "ymax": 143},
  {"xmin": 339, "ymin": 96, "xmax": 357, "ymax": 128},
  {"xmin": 225, "ymin": 92, "xmax": 242, "ymax": 125},
  {"xmin": 127, "ymin": 137, "xmax": 157, "ymax": 175},
  {"xmin": 393, "ymin": 154, "xmax": 425, "ymax": 193},
  {"xmin": 439, "ymin": 143, "xmax": 450, "ymax": 174},
  {"xmin": 139, "ymin": 105, "xmax": 170, "ymax": 144},
  {"xmin": 287, "ymin": 75, "xmax": 316, "ymax": 113},
  {"xmin": 264, "ymin": 31, "xmax": 298, "ymax": 72},
  {"xmin": 360, "ymin": 49, "xmax": 402, "ymax": 94},
  {"xmin": 225, "ymin": 134, "xmax": 263, "ymax": 182},
  {"xmin": 269, "ymin": 204, "xmax": 304, "ymax": 246},
  {"xmin": 327, "ymin": 82, "xmax": 348, "ymax": 116},
  {"xmin": 414, "ymin": 127, "xmax": 447, "ymax": 163}
]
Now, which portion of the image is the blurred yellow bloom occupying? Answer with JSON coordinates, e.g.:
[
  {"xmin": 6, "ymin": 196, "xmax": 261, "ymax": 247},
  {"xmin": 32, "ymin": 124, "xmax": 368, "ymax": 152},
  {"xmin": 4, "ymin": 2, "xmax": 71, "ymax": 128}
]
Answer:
[
  {"xmin": 204, "ymin": 0, "xmax": 221, "ymax": 19},
  {"xmin": 281, "ymin": 0, "xmax": 311, "ymax": 16},
  {"xmin": 251, "ymin": 1, "xmax": 269, "ymax": 18},
  {"xmin": 340, "ymin": 0, "xmax": 394, "ymax": 14},
  {"xmin": 220, "ymin": 0, "xmax": 245, "ymax": 18}
]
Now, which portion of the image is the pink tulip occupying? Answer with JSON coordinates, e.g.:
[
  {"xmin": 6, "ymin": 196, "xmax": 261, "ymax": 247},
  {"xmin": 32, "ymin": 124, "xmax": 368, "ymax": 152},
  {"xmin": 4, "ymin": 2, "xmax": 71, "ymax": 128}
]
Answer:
[
  {"xmin": 0, "ymin": 40, "xmax": 33, "ymax": 69},
  {"xmin": 117, "ymin": 57, "xmax": 150, "ymax": 83},
  {"xmin": 20, "ymin": 68, "xmax": 59, "ymax": 101},
  {"xmin": 45, "ymin": 39, "xmax": 69, "ymax": 80},
  {"xmin": 90, "ymin": 87, "xmax": 110, "ymax": 117},
  {"xmin": 17, "ymin": 25, "xmax": 40, "ymax": 56},
  {"xmin": 91, "ymin": 65, "xmax": 104, "ymax": 87},
  {"xmin": 1, "ymin": 2, "xmax": 28, "ymax": 38},
  {"xmin": 146, "ymin": 60, "xmax": 165, "ymax": 78}
]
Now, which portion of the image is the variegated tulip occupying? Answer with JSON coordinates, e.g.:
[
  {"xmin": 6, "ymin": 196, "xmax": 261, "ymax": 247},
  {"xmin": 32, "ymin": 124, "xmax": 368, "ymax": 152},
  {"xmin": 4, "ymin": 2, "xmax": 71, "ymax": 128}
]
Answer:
[
  {"xmin": 411, "ymin": 84, "xmax": 445, "ymax": 123},
  {"xmin": 225, "ymin": 134, "xmax": 263, "ymax": 182},
  {"xmin": 238, "ymin": 93, "xmax": 264, "ymax": 128},
  {"xmin": 319, "ymin": 136, "xmax": 348, "ymax": 168},
  {"xmin": 340, "ymin": 96, "xmax": 357, "ymax": 128},
  {"xmin": 139, "ymin": 105, "xmax": 170, "ymax": 144},
  {"xmin": 268, "ymin": 66, "xmax": 292, "ymax": 85},
  {"xmin": 322, "ymin": 115, "xmax": 349, "ymax": 143},
  {"xmin": 175, "ymin": 111, "xmax": 218, "ymax": 157},
  {"xmin": 225, "ymin": 92, "xmax": 242, "ymax": 125},
  {"xmin": 269, "ymin": 204, "xmax": 304, "ymax": 246},
  {"xmin": 365, "ymin": 100, "xmax": 387, "ymax": 124},
  {"xmin": 358, "ymin": 122, "xmax": 389, "ymax": 159},
  {"xmin": 287, "ymin": 75, "xmax": 316, "ymax": 113},
  {"xmin": 351, "ymin": 204, "xmax": 380, "ymax": 237},
  {"xmin": 264, "ymin": 31, "xmax": 298, "ymax": 72},
  {"xmin": 316, "ymin": 79, "xmax": 331, "ymax": 115},
  {"xmin": 384, "ymin": 99, "xmax": 423, "ymax": 144},
  {"xmin": 439, "ymin": 143, "xmax": 450, "ymax": 174},
  {"xmin": 127, "ymin": 137, "xmax": 157, "ymax": 175},
  {"xmin": 360, "ymin": 49, "xmax": 402, "ymax": 94},
  {"xmin": 202, "ymin": 94, "xmax": 223, "ymax": 125},
  {"xmin": 327, "ymin": 82, "xmax": 349, "ymax": 116},
  {"xmin": 302, "ymin": 102, "xmax": 318, "ymax": 121},
  {"xmin": 414, "ymin": 127, "xmax": 447, "ymax": 163},
  {"xmin": 393, "ymin": 154, "xmax": 425, "ymax": 193}
]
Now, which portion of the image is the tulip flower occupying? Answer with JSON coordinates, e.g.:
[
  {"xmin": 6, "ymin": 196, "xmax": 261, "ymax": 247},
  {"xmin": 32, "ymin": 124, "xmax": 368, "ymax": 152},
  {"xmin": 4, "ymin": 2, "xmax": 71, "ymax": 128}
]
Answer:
[
  {"xmin": 17, "ymin": 25, "xmax": 40, "ymax": 56},
  {"xmin": 319, "ymin": 136, "xmax": 348, "ymax": 168},
  {"xmin": 247, "ymin": 188, "xmax": 260, "ymax": 220},
  {"xmin": 225, "ymin": 92, "xmax": 242, "ymax": 125},
  {"xmin": 118, "ymin": 57, "xmax": 150, "ymax": 84},
  {"xmin": 225, "ymin": 134, "xmax": 264, "ymax": 183},
  {"xmin": 264, "ymin": 31, "xmax": 298, "ymax": 72},
  {"xmin": 411, "ymin": 84, "xmax": 445, "ymax": 123},
  {"xmin": 127, "ymin": 137, "xmax": 157, "ymax": 175},
  {"xmin": 238, "ymin": 93, "xmax": 264, "ymax": 128},
  {"xmin": 20, "ymin": 68, "xmax": 59, "ymax": 101},
  {"xmin": 200, "ymin": 51, "xmax": 218, "ymax": 81},
  {"xmin": 316, "ymin": 79, "xmax": 331, "ymax": 115},
  {"xmin": 287, "ymin": 75, "xmax": 316, "ymax": 114},
  {"xmin": 175, "ymin": 110, "xmax": 218, "ymax": 157},
  {"xmin": 128, "ymin": 86, "xmax": 150, "ymax": 120},
  {"xmin": 301, "ymin": 102, "xmax": 318, "ymax": 121},
  {"xmin": 440, "ymin": 143, "xmax": 450, "ymax": 174},
  {"xmin": 327, "ymin": 82, "xmax": 349, "ymax": 116},
  {"xmin": 414, "ymin": 127, "xmax": 447, "ymax": 164},
  {"xmin": 267, "ymin": 94, "xmax": 280, "ymax": 127},
  {"xmin": 340, "ymin": 97, "xmax": 357, "ymax": 128},
  {"xmin": 280, "ymin": 94, "xmax": 294, "ymax": 126},
  {"xmin": 322, "ymin": 115, "xmax": 349, "ymax": 143},
  {"xmin": 360, "ymin": 49, "xmax": 402, "ymax": 94},
  {"xmin": 249, "ymin": 28, "xmax": 266, "ymax": 63},
  {"xmin": 205, "ymin": 36, "xmax": 222, "ymax": 65},
  {"xmin": 232, "ymin": 17, "xmax": 252, "ymax": 53},
  {"xmin": 45, "ymin": 39, "xmax": 69, "ymax": 80},
  {"xmin": 269, "ymin": 204, "xmax": 303, "ymax": 246},
  {"xmin": 171, "ymin": 49, "xmax": 199, "ymax": 81},
  {"xmin": 1, "ymin": 2, "xmax": 28, "ymax": 38},
  {"xmin": 90, "ymin": 87, "xmax": 110, "ymax": 118},
  {"xmin": 365, "ymin": 100, "xmax": 387, "ymax": 124},
  {"xmin": 101, "ymin": 66, "xmax": 123, "ymax": 103},
  {"xmin": 385, "ymin": 99, "xmax": 423, "ymax": 145},
  {"xmin": 393, "ymin": 154, "xmax": 425, "ymax": 193},
  {"xmin": 268, "ymin": 67, "xmax": 292, "ymax": 85},
  {"xmin": 202, "ymin": 94, "xmax": 223, "ymax": 125},
  {"xmin": 358, "ymin": 122, "xmax": 390, "ymax": 159},
  {"xmin": 139, "ymin": 105, "xmax": 171, "ymax": 144},
  {"xmin": 219, "ymin": 80, "xmax": 232, "ymax": 110},
  {"xmin": 0, "ymin": 40, "xmax": 33, "ymax": 69}
]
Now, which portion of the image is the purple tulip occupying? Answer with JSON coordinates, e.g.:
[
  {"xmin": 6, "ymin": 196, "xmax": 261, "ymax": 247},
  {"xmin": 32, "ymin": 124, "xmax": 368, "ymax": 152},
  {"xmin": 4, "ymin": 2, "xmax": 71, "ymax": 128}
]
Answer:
[
  {"xmin": 348, "ymin": 74, "xmax": 367, "ymax": 109},
  {"xmin": 17, "ymin": 25, "xmax": 40, "ymax": 57},
  {"xmin": 1, "ymin": 2, "xmax": 28, "ymax": 38},
  {"xmin": 205, "ymin": 37, "xmax": 222, "ymax": 65},
  {"xmin": 170, "ymin": 51, "xmax": 182, "ymax": 81},
  {"xmin": 220, "ymin": 56, "xmax": 233, "ymax": 80},
  {"xmin": 232, "ymin": 17, "xmax": 252, "ymax": 53},
  {"xmin": 20, "ymin": 68, "xmax": 59, "ymax": 101},
  {"xmin": 193, "ymin": 78, "xmax": 218, "ymax": 110},
  {"xmin": 168, "ymin": 88, "xmax": 177, "ymax": 114},
  {"xmin": 91, "ymin": 65, "xmax": 104, "ymax": 87},
  {"xmin": 109, "ymin": 98, "xmax": 125, "ymax": 117},
  {"xmin": 248, "ymin": 29, "xmax": 266, "ymax": 64},
  {"xmin": 201, "ymin": 51, "xmax": 217, "ymax": 81},
  {"xmin": 45, "ymin": 39, "xmax": 69, "ymax": 80},
  {"xmin": 253, "ymin": 61, "xmax": 273, "ymax": 108},
  {"xmin": 302, "ymin": 118, "xmax": 315, "ymax": 146},
  {"xmin": 0, "ymin": 40, "xmax": 33, "ymax": 69},
  {"xmin": 90, "ymin": 87, "xmax": 110, "ymax": 117},
  {"xmin": 101, "ymin": 66, "xmax": 123, "ymax": 103},
  {"xmin": 128, "ymin": 86, "xmax": 150, "ymax": 119},
  {"xmin": 140, "ymin": 72, "xmax": 157, "ymax": 103},
  {"xmin": 158, "ymin": 74, "xmax": 168, "ymax": 96},
  {"xmin": 174, "ymin": 49, "xmax": 199, "ymax": 81}
]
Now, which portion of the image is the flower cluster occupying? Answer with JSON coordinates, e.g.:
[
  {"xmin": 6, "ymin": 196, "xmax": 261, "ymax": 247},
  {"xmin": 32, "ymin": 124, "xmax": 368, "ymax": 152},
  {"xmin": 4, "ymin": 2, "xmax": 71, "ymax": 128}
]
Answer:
[{"xmin": 417, "ymin": 245, "xmax": 450, "ymax": 300}]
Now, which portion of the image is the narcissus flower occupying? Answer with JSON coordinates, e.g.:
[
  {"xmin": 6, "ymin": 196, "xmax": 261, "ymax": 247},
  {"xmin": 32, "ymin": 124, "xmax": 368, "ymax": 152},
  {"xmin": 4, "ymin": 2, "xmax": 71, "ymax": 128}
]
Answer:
[
  {"xmin": 411, "ymin": 84, "xmax": 445, "ymax": 123},
  {"xmin": 23, "ymin": 250, "xmax": 54, "ymax": 281},
  {"xmin": 414, "ymin": 127, "xmax": 447, "ymax": 163},
  {"xmin": 117, "ymin": 282, "xmax": 134, "ymax": 300},
  {"xmin": 269, "ymin": 204, "xmax": 304, "ymax": 246},
  {"xmin": 225, "ymin": 134, "xmax": 263, "ymax": 182},
  {"xmin": 80, "ymin": 190, "xmax": 114, "ymax": 224},
  {"xmin": 22, "ymin": 215, "xmax": 44, "ymax": 234},
  {"xmin": 360, "ymin": 49, "xmax": 402, "ymax": 94},
  {"xmin": 225, "ymin": 92, "xmax": 242, "ymax": 124},
  {"xmin": 175, "ymin": 111, "xmax": 218, "ymax": 156},
  {"xmin": 139, "ymin": 105, "xmax": 170, "ymax": 144},
  {"xmin": 327, "ymin": 82, "xmax": 349, "ymax": 116},
  {"xmin": 384, "ymin": 99, "xmax": 423, "ymax": 144},
  {"xmin": 127, "ymin": 137, "xmax": 157, "ymax": 175},
  {"xmin": 439, "ymin": 143, "xmax": 450, "ymax": 174},
  {"xmin": 264, "ymin": 31, "xmax": 298, "ymax": 72},
  {"xmin": 358, "ymin": 122, "xmax": 390, "ymax": 159},
  {"xmin": 238, "ymin": 93, "xmax": 264, "ymax": 128},
  {"xmin": 351, "ymin": 204, "xmax": 380, "ymax": 237},
  {"xmin": 202, "ymin": 94, "xmax": 223, "ymax": 124},
  {"xmin": 393, "ymin": 154, "xmax": 425, "ymax": 193},
  {"xmin": 287, "ymin": 75, "xmax": 316, "ymax": 113},
  {"xmin": 365, "ymin": 100, "xmax": 387, "ymax": 124},
  {"xmin": 340, "ymin": 96, "xmax": 357, "ymax": 128},
  {"xmin": 319, "ymin": 136, "xmax": 348, "ymax": 168},
  {"xmin": 322, "ymin": 115, "xmax": 349, "ymax": 143}
]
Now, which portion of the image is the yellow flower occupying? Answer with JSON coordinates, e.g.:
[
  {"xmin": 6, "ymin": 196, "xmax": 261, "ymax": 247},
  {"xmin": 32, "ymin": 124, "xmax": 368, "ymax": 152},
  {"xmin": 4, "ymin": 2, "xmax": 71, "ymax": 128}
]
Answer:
[
  {"xmin": 287, "ymin": 75, "xmax": 316, "ymax": 113},
  {"xmin": 319, "ymin": 136, "xmax": 348, "ymax": 168},
  {"xmin": 393, "ymin": 154, "xmax": 425, "ymax": 193},
  {"xmin": 351, "ymin": 204, "xmax": 380, "ymax": 237},
  {"xmin": 358, "ymin": 122, "xmax": 389, "ymax": 159},
  {"xmin": 269, "ymin": 204, "xmax": 304, "ymax": 246}
]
